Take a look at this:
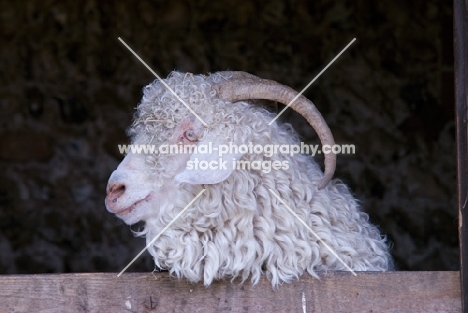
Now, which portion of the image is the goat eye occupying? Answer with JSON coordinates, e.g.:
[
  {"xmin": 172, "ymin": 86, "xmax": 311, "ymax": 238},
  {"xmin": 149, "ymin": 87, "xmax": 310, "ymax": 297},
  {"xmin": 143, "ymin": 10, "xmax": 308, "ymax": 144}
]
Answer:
[{"xmin": 183, "ymin": 130, "xmax": 198, "ymax": 142}]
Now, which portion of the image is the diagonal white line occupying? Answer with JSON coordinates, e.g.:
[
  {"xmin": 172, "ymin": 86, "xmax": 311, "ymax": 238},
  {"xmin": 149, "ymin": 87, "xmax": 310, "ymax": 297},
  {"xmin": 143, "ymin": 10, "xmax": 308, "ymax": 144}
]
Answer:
[
  {"xmin": 268, "ymin": 189, "xmax": 357, "ymax": 276},
  {"xmin": 268, "ymin": 38, "xmax": 356, "ymax": 125},
  {"xmin": 118, "ymin": 37, "xmax": 207, "ymax": 126},
  {"xmin": 117, "ymin": 189, "xmax": 206, "ymax": 277}
]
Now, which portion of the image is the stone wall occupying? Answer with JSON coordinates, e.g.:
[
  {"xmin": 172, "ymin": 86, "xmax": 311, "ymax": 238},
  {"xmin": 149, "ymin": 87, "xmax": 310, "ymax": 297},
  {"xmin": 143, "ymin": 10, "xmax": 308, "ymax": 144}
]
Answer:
[{"xmin": 0, "ymin": 0, "xmax": 457, "ymax": 274}]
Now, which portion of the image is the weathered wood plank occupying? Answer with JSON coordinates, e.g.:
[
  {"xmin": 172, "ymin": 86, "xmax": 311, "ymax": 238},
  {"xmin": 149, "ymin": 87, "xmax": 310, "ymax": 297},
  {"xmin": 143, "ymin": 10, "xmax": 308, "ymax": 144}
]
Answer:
[
  {"xmin": 0, "ymin": 272, "xmax": 461, "ymax": 313},
  {"xmin": 455, "ymin": 0, "xmax": 468, "ymax": 312}
]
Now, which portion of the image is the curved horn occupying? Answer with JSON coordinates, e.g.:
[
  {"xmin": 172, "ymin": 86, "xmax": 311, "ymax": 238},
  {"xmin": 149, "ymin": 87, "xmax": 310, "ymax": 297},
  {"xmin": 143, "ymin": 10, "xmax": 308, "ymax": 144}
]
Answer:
[{"xmin": 213, "ymin": 71, "xmax": 336, "ymax": 189}]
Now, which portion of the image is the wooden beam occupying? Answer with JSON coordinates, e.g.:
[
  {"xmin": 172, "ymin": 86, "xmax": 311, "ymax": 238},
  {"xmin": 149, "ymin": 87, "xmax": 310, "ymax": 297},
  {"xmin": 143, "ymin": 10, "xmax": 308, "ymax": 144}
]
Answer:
[
  {"xmin": 455, "ymin": 0, "xmax": 468, "ymax": 312},
  {"xmin": 0, "ymin": 272, "xmax": 461, "ymax": 312}
]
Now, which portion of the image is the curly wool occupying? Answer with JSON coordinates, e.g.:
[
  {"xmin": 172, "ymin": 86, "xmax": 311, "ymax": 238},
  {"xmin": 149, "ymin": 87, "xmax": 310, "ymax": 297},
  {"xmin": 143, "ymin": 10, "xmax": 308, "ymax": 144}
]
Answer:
[{"xmin": 129, "ymin": 71, "xmax": 392, "ymax": 287}]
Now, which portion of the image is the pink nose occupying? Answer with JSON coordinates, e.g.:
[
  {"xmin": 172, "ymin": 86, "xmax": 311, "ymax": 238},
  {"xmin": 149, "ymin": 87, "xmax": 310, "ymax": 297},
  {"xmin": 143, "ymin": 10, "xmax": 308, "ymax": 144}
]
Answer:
[{"xmin": 107, "ymin": 183, "xmax": 126, "ymax": 204}]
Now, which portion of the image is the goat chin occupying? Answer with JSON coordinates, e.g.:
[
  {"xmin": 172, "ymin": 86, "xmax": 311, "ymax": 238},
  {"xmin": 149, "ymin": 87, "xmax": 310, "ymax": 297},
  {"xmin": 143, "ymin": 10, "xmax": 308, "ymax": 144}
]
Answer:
[{"xmin": 105, "ymin": 71, "xmax": 393, "ymax": 287}]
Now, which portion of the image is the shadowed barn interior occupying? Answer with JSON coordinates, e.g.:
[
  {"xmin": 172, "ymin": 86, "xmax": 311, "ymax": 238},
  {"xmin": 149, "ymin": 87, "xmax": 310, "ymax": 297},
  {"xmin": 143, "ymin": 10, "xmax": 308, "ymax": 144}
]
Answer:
[{"xmin": 0, "ymin": 0, "xmax": 457, "ymax": 275}]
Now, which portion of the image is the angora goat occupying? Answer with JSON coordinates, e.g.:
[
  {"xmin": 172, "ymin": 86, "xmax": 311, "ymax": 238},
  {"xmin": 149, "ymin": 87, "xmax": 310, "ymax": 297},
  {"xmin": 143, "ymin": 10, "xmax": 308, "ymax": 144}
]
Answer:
[{"xmin": 105, "ymin": 71, "xmax": 391, "ymax": 287}]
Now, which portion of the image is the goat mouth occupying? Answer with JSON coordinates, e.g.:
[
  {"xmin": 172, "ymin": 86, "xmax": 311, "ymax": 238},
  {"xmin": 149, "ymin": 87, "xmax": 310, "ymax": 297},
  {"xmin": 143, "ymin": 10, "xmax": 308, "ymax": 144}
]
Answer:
[{"xmin": 115, "ymin": 194, "xmax": 152, "ymax": 217}]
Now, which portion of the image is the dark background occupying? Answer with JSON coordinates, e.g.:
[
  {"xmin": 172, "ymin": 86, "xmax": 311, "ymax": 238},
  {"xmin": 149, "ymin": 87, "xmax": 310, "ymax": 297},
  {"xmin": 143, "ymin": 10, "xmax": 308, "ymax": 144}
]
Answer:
[{"xmin": 0, "ymin": 0, "xmax": 457, "ymax": 274}]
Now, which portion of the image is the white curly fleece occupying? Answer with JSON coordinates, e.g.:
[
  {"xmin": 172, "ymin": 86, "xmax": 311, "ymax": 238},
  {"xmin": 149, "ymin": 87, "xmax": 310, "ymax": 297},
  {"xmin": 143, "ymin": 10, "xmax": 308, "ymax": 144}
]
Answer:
[{"xmin": 117, "ymin": 71, "xmax": 392, "ymax": 287}]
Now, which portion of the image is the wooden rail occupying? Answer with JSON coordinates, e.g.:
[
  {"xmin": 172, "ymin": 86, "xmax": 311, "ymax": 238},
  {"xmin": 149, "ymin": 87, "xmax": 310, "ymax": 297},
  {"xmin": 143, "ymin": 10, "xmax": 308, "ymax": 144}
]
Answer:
[{"xmin": 0, "ymin": 271, "xmax": 461, "ymax": 313}]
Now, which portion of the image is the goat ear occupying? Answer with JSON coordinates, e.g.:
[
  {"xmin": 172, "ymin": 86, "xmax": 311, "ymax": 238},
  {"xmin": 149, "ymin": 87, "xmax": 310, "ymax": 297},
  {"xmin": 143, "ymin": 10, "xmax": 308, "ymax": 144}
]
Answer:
[{"xmin": 174, "ymin": 140, "xmax": 244, "ymax": 185}]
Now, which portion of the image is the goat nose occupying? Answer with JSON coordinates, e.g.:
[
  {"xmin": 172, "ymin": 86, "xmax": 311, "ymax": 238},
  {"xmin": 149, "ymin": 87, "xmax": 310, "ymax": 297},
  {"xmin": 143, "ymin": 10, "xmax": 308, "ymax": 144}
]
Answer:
[{"xmin": 107, "ymin": 183, "xmax": 126, "ymax": 203}]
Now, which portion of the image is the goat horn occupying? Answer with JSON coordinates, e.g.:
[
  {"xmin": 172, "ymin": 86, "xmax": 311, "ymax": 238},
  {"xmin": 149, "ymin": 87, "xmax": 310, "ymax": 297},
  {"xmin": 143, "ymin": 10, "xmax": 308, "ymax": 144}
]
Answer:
[{"xmin": 213, "ymin": 71, "xmax": 336, "ymax": 189}]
